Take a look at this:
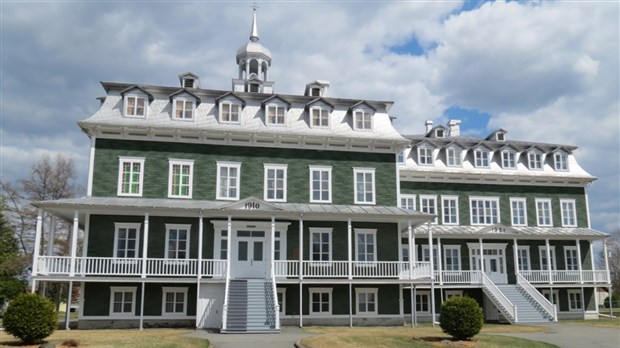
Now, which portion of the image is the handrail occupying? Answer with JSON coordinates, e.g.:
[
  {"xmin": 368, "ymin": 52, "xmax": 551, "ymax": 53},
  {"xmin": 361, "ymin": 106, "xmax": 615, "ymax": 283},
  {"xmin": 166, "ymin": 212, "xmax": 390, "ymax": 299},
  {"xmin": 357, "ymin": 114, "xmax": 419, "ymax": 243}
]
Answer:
[
  {"xmin": 517, "ymin": 273, "xmax": 557, "ymax": 322},
  {"xmin": 481, "ymin": 272, "xmax": 517, "ymax": 323}
]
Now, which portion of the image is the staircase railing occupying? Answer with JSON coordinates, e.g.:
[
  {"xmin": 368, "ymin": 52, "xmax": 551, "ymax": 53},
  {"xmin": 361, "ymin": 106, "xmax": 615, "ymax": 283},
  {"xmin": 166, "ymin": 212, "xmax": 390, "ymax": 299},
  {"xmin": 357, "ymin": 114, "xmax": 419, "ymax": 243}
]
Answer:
[
  {"xmin": 481, "ymin": 272, "xmax": 517, "ymax": 323},
  {"xmin": 517, "ymin": 273, "xmax": 557, "ymax": 322}
]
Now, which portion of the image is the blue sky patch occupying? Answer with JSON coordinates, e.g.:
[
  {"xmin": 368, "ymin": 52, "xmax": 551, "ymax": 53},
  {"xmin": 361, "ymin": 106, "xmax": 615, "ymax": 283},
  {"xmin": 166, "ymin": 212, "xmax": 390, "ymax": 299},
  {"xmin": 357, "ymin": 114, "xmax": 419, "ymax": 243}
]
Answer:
[{"xmin": 443, "ymin": 106, "xmax": 491, "ymax": 137}]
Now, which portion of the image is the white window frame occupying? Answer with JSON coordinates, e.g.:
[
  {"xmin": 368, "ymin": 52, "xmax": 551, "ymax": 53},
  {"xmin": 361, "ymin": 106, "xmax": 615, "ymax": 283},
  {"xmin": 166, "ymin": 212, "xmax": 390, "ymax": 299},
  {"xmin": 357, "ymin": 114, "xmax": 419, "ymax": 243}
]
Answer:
[
  {"xmin": 214, "ymin": 229, "xmax": 228, "ymax": 260},
  {"xmin": 445, "ymin": 290, "xmax": 463, "ymax": 300},
  {"xmin": 538, "ymin": 246, "xmax": 556, "ymax": 271},
  {"xmin": 415, "ymin": 290, "xmax": 430, "ymax": 313},
  {"xmin": 309, "ymin": 228, "xmax": 332, "ymax": 262},
  {"xmin": 418, "ymin": 147, "xmax": 434, "ymax": 165},
  {"xmin": 528, "ymin": 151, "xmax": 543, "ymax": 170},
  {"xmin": 309, "ymin": 165, "xmax": 332, "ymax": 203},
  {"xmin": 469, "ymin": 197, "xmax": 500, "ymax": 225},
  {"xmin": 264, "ymin": 164, "xmax": 287, "ymax": 202},
  {"xmin": 110, "ymin": 286, "xmax": 137, "ymax": 316},
  {"xmin": 501, "ymin": 150, "xmax": 516, "ymax": 169},
  {"xmin": 568, "ymin": 290, "xmax": 583, "ymax": 311},
  {"xmin": 355, "ymin": 229, "xmax": 377, "ymax": 262},
  {"xmin": 355, "ymin": 288, "xmax": 378, "ymax": 315},
  {"xmin": 219, "ymin": 101, "xmax": 241, "ymax": 124},
  {"xmin": 474, "ymin": 148, "xmax": 490, "ymax": 168},
  {"xmin": 354, "ymin": 167, "xmax": 375, "ymax": 205},
  {"xmin": 446, "ymin": 147, "xmax": 461, "ymax": 167},
  {"xmin": 124, "ymin": 95, "xmax": 147, "ymax": 118},
  {"xmin": 560, "ymin": 199, "xmax": 577, "ymax": 227},
  {"xmin": 277, "ymin": 288, "xmax": 286, "ymax": 315},
  {"xmin": 113, "ymin": 223, "xmax": 141, "ymax": 259},
  {"xmin": 400, "ymin": 194, "xmax": 416, "ymax": 210},
  {"xmin": 310, "ymin": 107, "xmax": 330, "ymax": 128},
  {"xmin": 309, "ymin": 288, "xmax": 332, "ymax": 315},
  {"xmin": 420, "ymin": 195, "xmax": 437, "ymax": 223},
  {"xmin": 443, "ymin": 245, "xmax": 461, "ymax": 271},
  {"xmin": 554, "ymin": 152, "xmax": 569, "ymax": 171},
  {"xmin": 542, "ymin": 289, "xmax": 559, "ymax": 306},
  {"xmin": 564, "ymin": 246, "xmax": 579, "ymax": 271},
  {"xmin": 422, "ymin": 245, "xmax": 438, "ymax": 271},
  {"xmin": 168, "ymin": 159, "xmax": 194, "ymax": 199},
  {"xmin": 172, "ymin": 97, "xmax": 195, "ymax": 120},
  {"xmin": 441, "ymin": 195, "xmax": 459, "ymax": 225},
  {"xmin": 353, "ymin": 109, "xmax": 372, "ymax": 131},
  {"xmin": 517, "ymin": 246, "xmax": 531, "ymax": 271},
  {"xmin": 117, "ymin": 156, "xmax": 145, "ymax": 197},
  {"xmin": 216, "ymin": 161, "xmax": 241, "ymax": 201},
  {"xmin": 510, "ymin": 198, "xmax": 528, "ymax": 226},
  {"xmin": 161, "ymin": 286, "xmax": 188, "ymax": 316},
  {"xmin": 397, "ymin": 151, "xmax": 406, "ymax": 164},
  {"xmin": 535, "ymin": 198, "xmax": 553, "ymax": 226},
  {"xmin": 165, "ymin": 224, "xmax": 191, "ymax": 260},
  {"xmin": 266, "ymin": 104, "xmax": 286, "ymax": 126}
]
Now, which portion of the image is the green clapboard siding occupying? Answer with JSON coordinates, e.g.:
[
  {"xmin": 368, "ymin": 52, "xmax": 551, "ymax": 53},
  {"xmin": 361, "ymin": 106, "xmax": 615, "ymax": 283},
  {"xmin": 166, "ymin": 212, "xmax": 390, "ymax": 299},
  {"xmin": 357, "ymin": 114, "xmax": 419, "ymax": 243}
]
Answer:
[
  {"xmin": 400, "ymin": 182, "xmax": 588, "ymax": 228},
  {"xmin": 92, "ymin": 138, "xmax": 397, "ymax": 206}
]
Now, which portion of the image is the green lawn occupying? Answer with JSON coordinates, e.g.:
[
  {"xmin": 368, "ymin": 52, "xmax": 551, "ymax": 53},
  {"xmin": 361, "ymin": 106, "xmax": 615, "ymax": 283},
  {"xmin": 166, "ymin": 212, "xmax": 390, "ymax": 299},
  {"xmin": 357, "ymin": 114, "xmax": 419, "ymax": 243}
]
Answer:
[{"xmin": 562, "ymin": 315, "xmax": 620, "ymax": 328}]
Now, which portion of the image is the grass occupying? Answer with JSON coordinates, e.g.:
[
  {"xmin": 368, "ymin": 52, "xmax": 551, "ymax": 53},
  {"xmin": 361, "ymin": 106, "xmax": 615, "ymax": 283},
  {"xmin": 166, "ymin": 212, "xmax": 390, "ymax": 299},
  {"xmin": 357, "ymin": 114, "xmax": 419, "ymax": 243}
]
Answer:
[
  {"xmin": 0, "ymin": 329, "xmax": 209, "ymax": 348},
  {"xmin": 561, "ymin": 315, "xmax": 620, "ymax": 328},
  {"xmin": 301, "ymin": 325, "xmax": 556, "ymax": 348}
]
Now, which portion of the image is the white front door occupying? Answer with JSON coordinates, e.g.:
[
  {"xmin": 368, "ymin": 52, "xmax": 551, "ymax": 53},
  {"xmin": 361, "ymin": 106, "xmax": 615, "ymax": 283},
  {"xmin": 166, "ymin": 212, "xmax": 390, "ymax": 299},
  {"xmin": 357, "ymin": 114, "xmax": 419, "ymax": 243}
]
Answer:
[
  {"xmin": 233, "ymin": 230, "xmax": 266, "ymax": 278},
  {"xmin": 484, "ymin": 254, "xmax": 505, "ymax": 283}
]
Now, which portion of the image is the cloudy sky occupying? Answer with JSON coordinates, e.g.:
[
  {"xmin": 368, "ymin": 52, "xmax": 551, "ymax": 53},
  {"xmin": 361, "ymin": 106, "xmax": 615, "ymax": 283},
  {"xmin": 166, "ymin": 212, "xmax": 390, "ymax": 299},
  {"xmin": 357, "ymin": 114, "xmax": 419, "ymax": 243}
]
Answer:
[{"xmin": 1, "ymin": 0, "xmax": 618, "ymax": 232}]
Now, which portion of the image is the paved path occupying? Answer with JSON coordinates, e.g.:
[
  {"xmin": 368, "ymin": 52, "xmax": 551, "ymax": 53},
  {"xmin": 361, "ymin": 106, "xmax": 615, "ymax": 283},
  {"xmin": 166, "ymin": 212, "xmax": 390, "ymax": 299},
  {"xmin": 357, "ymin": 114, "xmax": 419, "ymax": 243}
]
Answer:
[
  {"xmin": 495, "ymin": 323, "xmax": 620, "ymax": 348},
  {"xmin": 186, "ymin": 327, "xmax": 312, "ymax": 348}
]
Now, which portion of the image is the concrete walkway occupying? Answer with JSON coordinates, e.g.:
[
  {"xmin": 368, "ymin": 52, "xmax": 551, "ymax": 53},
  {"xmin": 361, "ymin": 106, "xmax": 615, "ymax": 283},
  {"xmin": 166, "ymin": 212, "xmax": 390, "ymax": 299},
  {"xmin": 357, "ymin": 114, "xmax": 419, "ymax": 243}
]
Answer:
[
  {"xmin": 495, "ymin": 323, "xmax": 620, "ymax": 348},
  {"xmin": 185, "ymin": 327, "xmax": 312, "ymax": 348}
]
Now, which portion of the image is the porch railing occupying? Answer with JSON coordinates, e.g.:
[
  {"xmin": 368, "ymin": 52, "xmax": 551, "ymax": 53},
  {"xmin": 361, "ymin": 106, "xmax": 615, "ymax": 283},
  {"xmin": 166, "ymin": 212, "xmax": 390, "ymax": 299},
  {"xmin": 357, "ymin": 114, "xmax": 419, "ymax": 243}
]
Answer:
[
  {"xmin": 520, "ymin": 270, "xmax": 609, "ymax": 284},
  {"xmin": 273, "ymin": 260, "xmax": 431, "ymax": 280},
  {"xmin": 516, "ymin": 273, "xmax": 557, "ymax": 322},
  {"xmin": 440, "ymin": 270, "xmax": 483, "ymax": 284}
]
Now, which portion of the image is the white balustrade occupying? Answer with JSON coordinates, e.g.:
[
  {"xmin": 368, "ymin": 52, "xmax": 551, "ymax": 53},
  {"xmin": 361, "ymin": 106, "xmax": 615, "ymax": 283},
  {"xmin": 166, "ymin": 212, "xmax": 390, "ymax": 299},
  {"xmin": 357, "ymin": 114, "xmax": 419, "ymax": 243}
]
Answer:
[
  {"xmin": 517, "ymin": 273, "xmax": 557, "ymax": 321},
  {"xmin": 481, "ymin": 272, "xmax": 517, "ymax": 323},
  {"xmin": 201, "ymin": 260, "xmax": 227, "ymax": 277},
  {"xmin": 273, "ymin": 260, "xmax": 431, "ymax": 280},
  {"xmin": 441, "ymin": 270, "xmax": 483, "ymax": 284},
  {"xmin": 521, "ymin": 270, "xmax": 608, "ymax": 284},
  {"xmin": 146, "ymin": 259, "xmax": 197, "ymax": 276}
]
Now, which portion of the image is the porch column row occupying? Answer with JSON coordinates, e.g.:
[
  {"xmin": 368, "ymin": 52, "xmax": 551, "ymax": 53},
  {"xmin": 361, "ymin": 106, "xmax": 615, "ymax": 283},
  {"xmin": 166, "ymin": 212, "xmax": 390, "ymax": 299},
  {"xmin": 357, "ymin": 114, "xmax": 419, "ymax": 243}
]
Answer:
[
  {"xmin": 546, "ymin": 239, "xmax": 553, "ymax": 285},
  {"xmin": 576, "ymin": 239, "xmax": 583, "ymax": 284}
]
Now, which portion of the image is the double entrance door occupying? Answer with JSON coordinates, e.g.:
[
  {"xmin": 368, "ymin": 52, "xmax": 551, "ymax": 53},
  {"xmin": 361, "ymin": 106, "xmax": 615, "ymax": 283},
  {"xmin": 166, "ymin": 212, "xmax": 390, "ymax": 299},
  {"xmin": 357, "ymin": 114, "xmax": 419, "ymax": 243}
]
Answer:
[
  {"xmin": 233, "ymin": 230, "xmax": 266, "ymax": 278},
  {"xmin": 471, "ymin": 247, "xmax": 507, "ymax": 284}
]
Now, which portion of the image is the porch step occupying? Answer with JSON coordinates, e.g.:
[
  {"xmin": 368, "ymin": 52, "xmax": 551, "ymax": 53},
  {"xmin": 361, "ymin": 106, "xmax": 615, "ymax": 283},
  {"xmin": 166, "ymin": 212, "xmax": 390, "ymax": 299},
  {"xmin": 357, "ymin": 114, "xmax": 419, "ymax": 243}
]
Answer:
[
  {"xmin": 222, "ymin": 279, "xmax": 279, "ymax": 334},
  {"xmin": 495, "ymin": 285, "xmax": 554, "ymax": 323}
]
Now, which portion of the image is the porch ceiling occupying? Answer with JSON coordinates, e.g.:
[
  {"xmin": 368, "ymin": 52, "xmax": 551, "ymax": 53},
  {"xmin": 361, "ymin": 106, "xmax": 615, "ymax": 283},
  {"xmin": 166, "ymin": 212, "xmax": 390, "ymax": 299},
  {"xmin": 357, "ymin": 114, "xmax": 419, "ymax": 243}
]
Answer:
[{"xmin": 410, "ymin": 224, "xmax": 608, "ymax": 240}]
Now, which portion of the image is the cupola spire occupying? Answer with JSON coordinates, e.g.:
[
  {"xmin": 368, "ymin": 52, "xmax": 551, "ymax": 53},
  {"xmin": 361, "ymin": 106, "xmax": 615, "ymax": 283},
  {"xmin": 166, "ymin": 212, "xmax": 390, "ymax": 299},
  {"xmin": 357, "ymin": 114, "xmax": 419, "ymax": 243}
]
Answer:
[{"xmin": 250, "ymin": 1, "xmax": 259, "ymax": 43}]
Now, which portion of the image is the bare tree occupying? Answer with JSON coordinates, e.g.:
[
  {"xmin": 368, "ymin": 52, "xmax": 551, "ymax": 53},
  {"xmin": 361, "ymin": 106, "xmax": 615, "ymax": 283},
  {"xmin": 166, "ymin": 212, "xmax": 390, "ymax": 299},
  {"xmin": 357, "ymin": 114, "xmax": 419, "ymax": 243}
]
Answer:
[{"xmin": 601, "ymin": 228, "xmax": 620, "ymax": 296}]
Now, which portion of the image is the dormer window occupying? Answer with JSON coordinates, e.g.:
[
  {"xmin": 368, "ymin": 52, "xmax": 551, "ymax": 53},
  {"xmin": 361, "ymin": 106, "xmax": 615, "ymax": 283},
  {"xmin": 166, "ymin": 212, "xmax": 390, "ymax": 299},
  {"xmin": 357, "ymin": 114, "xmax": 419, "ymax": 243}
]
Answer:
[
  {"xmin": 501, "ymin": 150, "xmax": 516, "ymax": 169},
  {"xmin": 125, "ymin": 96, "xmax": 146, "ymax": 118},
  {"xmin": 554, "ymin": 152, "xmax": 568, "ymax": 171},
  {"xmin": 436, "ymin": 129, "xmax": 445, "ymax": 138},
  {"xmin": 183, "ymin": 78, "xmax": 195, "ymax": 88},
  {"xmin": 418, "ymin": 147, "xmax": 434, "ymax": 165},
  {"xmin": 496, "ymin": 133, "xmax": 505, "ymax": 141},
  {"xmin": 311, "ymin": 88, "xmax": 321, "ymax": 97},
  {"xmin": 266, "ymin": 104, "xmax": 285, "ymax": 125},
  {"xmin": 311, "ymin": 107, "xmax": 330, "ymax": 128},
  {"xmin": 528, "ymin": 151, "xmax": 543, "ymax": 170},
  {"xmin": 446, "ymin": 147, "xmax": 461, "ymax": 167},
  {"xmin": 173, "ymin": 99, "xmax": 194, "ymax": 120},
  {"xmin": 249, "ymin": 82, "xmax": 260, "ymax": 93},
  {"xmin": 178, "ymin": 72, "xmax": 200, "ymax": 89},
  {"xmin": 220, "ymin": 102, "xmax": 241, "ymax": 124},
  {"xmin": 353, "ymin": 110, "xmax": 372, "ymax": 130},
  {"xmin": 474, "ymin": 148, "xmax": 489, "ymax": 168}
]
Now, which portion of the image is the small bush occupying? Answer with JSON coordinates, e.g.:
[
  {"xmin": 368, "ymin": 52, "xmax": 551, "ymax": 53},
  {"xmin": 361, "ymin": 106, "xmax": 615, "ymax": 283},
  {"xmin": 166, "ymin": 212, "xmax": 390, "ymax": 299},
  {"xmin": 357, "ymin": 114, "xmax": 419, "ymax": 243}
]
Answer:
[
  {"xmin": 439, "ymin": 296, "xmax": 484, "ymax": 340},
  {"xmin": 3, "ymin": 292, "xmax": 57, "ymax": 344}
]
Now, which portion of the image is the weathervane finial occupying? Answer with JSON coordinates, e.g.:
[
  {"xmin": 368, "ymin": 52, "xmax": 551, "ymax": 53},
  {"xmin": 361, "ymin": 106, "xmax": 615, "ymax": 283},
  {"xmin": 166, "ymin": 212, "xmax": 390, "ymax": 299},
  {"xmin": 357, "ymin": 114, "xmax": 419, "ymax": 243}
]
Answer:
[{"xmin": 249, "ymin": 1, "xmax": 260, "ymax": 42}]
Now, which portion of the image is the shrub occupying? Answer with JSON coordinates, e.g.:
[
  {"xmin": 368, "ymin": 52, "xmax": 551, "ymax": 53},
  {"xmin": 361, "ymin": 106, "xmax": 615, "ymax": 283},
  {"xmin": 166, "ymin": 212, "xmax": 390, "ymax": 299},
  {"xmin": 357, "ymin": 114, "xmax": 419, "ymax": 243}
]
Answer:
[
  {"xmin": 439, "ymin": 296, "xmax": 483, "ymax": 340},
  {"xmin": 3, "ymin": 293, "xmax": 57, "ymax": 344}
]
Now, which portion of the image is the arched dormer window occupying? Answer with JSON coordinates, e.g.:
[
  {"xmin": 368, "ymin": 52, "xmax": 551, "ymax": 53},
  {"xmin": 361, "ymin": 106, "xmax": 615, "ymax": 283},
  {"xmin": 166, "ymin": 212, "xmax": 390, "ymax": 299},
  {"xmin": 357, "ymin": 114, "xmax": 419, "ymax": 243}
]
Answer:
[
  {"xmin": 169, "ymin": 90, "xmax": 200, "ymax": 121},
  {"xmin": 120, "ymin": 86, "xmax": 153, "ymax": 118},
  {"xmin": 216, "ymin": 93, "xmax": 246, "ymax": 125},
  {"xmin": 262, "ymin": 96, "xmax": 290, "ymax": 126}
]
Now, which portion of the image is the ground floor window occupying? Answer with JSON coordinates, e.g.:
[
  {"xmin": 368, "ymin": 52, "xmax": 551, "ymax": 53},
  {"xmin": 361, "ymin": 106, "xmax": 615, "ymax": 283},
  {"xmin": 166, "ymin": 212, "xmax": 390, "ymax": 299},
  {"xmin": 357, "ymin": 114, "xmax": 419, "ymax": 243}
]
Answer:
[
  {"xmin": 542, "ymin": 289, "xmax": 559, "ymax": 306},
  {"xmin": 309, "ymin": 288, "xmax": 332, "ymax": 315},
  {"xmin": 568, "ymin": 290, "xmax": 582, "ymax": 311},
  {"xmin": 110, "ymin": 286, "xmax": 137, "ymax": 316},
  {"xmin": 277, "ymin": 288, "xmax": 286, "ymax": 315},
  {"xmin": 355, "ymin": 288, "xmax": 378, "ymax": 315},
  {"xmin": 445, "ymin": 290, "xmax": 462, "ymax": 300},
  {"xmin": 162, "ymin": 287, "xmax": 188, "ymax": 315},
  {"xmin": 416, "ymin": 291, "xmax": 430, "ymax": 313}
]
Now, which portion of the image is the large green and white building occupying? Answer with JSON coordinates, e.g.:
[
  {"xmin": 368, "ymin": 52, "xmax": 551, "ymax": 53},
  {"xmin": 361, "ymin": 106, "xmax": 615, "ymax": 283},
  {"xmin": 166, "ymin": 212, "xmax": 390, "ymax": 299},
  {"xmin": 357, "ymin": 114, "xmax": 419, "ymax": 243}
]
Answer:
[{"xmin": 32, "ymin": 10, "xmax": 611, "ymax": 332}]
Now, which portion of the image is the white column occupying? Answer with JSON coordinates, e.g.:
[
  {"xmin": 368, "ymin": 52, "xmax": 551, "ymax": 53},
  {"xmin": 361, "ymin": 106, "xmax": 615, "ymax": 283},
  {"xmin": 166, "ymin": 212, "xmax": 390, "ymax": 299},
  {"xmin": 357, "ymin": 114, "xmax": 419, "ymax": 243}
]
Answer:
[
  {"xmin": 413, "ymin": 286, "xmax": 417, "ymax": 326},
  {"xmin": 437, "ymin": 238, "xmax": 443, "ymax": 285},
  {"xmin": 347, "ymin": 218, "xmax": 352, "ymax": 280},
  {"xmin": 576, "ymin": 239, "xmax": 583, "ymax": 284},
  {"xmin": 348, "ymin": 283, "xmax": 353, "ymax": 328},
  {"xmin": 197, "ymin": 214, "xmax": 204, "ymax": 280},
  {"xmin": 298, "ymin": 214, "xmax": 304, "ymax": 328},
  {"xmin": 479, "ymin": 238, "xmax": 484, "ymax": 276},
  {"xmin": 428, "ymin": 222, "xmax": 435, "ymax": 326},
  {"xmin": 32, "ymin": 209, "xmax": 44, "ymax": 278},
  {"xmin": 407, "ymin": 221, "xmax": 413, "ymax": 279},
  {"xmin": 83, "ymin": 213, "xmax": 90, "ymax": 259},
  {"xmin": 546, "ymin": 239, "xmax": 553, "ymax": 285},
  {"xmin": 46, "ymin": 216, "xmax": 55, "ymax": 256},
  {"xmin": 141, "ymin": 213, "xmax": 149, "ymax": 278},
  {"xmin": 513, "ymin": 238, "xmax": 519, "ymax": 276},
  {"xmin": 271, "ymin": 216, "xmax": 276, "ymax": 278},
  {"xmin": 139, "ymin": 282, "xmax": 145, "ymax": 330},
  {"xmin": 226, "ymin": 216, "xmax": 232, "ymax": 280},
  {"xmin": 86, "ymin": 136, "xmax": 96, "ymax": 197},
  {"xmin": 64, "ymin": 281, "xmax": 73, "ymax": 330},
  {"xmin": 590, "ymin": 241, "xmax": 596, "ymax": 273},
  {"xmin": 603, "ymin": 242, "xmax": 610, "ymax": 284},
  {"xmin": 69, "ymin": 210, "xmax": 79, "ymax": 277}
]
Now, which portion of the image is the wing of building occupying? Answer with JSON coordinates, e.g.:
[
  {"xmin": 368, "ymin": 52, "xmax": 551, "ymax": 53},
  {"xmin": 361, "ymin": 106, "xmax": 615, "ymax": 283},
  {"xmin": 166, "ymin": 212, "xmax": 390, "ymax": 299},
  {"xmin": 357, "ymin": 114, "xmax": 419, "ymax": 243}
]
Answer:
[{"xmin": 32, "ymin": 8, "xmax": 610, "ymax": 332}]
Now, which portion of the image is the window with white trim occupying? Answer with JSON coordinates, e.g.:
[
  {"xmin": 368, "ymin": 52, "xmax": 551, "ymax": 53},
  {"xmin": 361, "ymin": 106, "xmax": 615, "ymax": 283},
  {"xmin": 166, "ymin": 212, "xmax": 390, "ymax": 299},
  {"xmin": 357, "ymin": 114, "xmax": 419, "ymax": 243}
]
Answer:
[
  {"xmin": 538, "ymin": 246, "xmax": 556, "ymax": 270},
  {"xmin": 443, "ymin": 245, "xmax": 460, "ymax": 271},
  {"xmin": 401, "ymin": 244, "xmax": 409, "ymax": 262},
  {"xmin": 568, "ymin": 290, "xmax": 582, "ymax": 311},
  {"xmin": 354, "ymin": 168, "xmax": 375, "ymax": 204},
  {"xmin": 501, "ymin": 150, "xmax": 516, "ymax": 169},
  {"xmin": 165, "ymin": 224, "xmax": 191, "ymax": 259},
  {"xmin": 124, "ymin": 95, "xmax": 146, "ymax": 117},
  {"xmin": 474, "ymin": 148, "xmax": 489, "ymax": 168},
  {"xmin": 309, "ymin": 165, "xmax": 331, "ymax": 203},
  {"xmin": 309, "ymin": 288, "xmax": 332, "ymax": 315},
  {"xmin": 510, "ymin": 198, "xmax": 527, "ymax": 226},
  {"xmin": 266, "ymin": 104, "xmax": 285, "ymax": 125},
  {"xmin": 264, "ymin": 164, "xmax": 287, "ymax": 202},
  {"xmin": 277, "ymin": 288, "xmax": 286, "ymax": 314},
  {"xmin": 445, "ymin": 290, "xmax": 462, "ymax": 300},
  {"xmin": 517, "ymin": 246, "xmax": 530, "ymax": 271},
  {"xmin": 446, "ymin": 147, "xmax": 461, "ymax": 167},
  {"xmin": 310, "ymin": 107, "xmax": 329, "ymax": 128},
  {"xmin": 416, "ymin": 291, "xmax": 430, "ymax": 313},
  {"xmin": 168, "ymin": 159, "xmax": 193, "ymax": 198},
  {"xmin": 397, "ymin": 151, "xmax": 405, "ymax": 164},
  {"xmin": 420, "ymin": 195, "xmax": 437, "ymax": 223},
  {"xmin": 173, "ymin": 98, "xmax": 194, "ymax": 120},
  {"xmin": 355, "ymin": 229, "xmax": 376, "ymax": 262},
  {"xmin": 554, "ymin": 152, "xmax": 568, "ymax": 171},
  {"xmin": 216, "ymin": 162, "xmax": 241, "ymax": 200},
  {"xmin": 441, "ymin": 196, "xmax": 459, "ymax": 225},
  {"xmin": 353, "ymin": 110, "xmax": 372, "ymax": 130},
  {"xmin": 422, "ymin": 245, "xmax": 438, "ymax": 271},
  {"xmin": 528, "ymin": 151, "xmax": 543, "ymax": 170},
  {"xmin": 470, "ymin": 197, "xmax": 500, "ymax": 225},
  {"xmin": 117, "ymin": 157, "xmax": 145, "ymax": 196},
  {"xmin": 418, "ymin": 147, "xmax": 434, "ymax": 165},
  {"xmin": 162, "ymin": 287, "xmax": 188, "ymax": 315},
  {"xmin": 542, "ymin": 289, "xmax": 559, "ymax": 306},
  {"xmin": 564, "ymin": 246, "xmax": 579, "ymax": 271},
  {"xmin": 114, "ymin": 223, "xmax": 141, "ymax": 258},
  {"xmin": 310, "ymin": 228, "xmax": 332, "ymax": 261},
  {"xmin": 400, "ymin": 194, "xmax": 416, "ymax": 210},
  {"xmin": 220, "ymin": 101, "xmax": 241, "ymax": 124},
  {"xmin": 110, "ymin": 286, "xmax": 137, "ymax": 316},
  {"xmin": 560, "ymin": 199, "xmax": 577, "ymax": 227},
  {"xmin": 355, "ymin": 288, "xmax": 378, "ymax": 315},
  {"xmin": 274, "ymin": 231, "xmax": 285, "ymax": 261},
  {"xmin": 536, "ymin": 199, "xmax": 553, "ymax": 226}
]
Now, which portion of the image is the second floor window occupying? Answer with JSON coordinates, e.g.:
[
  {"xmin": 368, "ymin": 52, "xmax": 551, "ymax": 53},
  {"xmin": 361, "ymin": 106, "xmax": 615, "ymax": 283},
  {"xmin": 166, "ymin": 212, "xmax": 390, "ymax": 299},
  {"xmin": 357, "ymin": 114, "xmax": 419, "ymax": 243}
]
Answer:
[
  {"xmin": 173, "ymin": 99, "xmax": 194, "ymax": 120},
  {"xmin": 117, "ymin": 157, "xmax": 144, "ymax": 196},
  {"xmin": 443, "ymin": 246, "xmax": 460, "ymax": 271},
  {"xmin": 217, "ymin": 162, "xmax": 241, "ymax": 200},
  {"xmin": 470, "ymin": 198, "xmax": 499, "ymax": 225},
  {"xmin": 125, "ymin": 96, "xmax": 146, "ymax": 117},
  {"xmin": 442, "ymin": 196, "xmax": 458, "ymax": 224},
  {"xmin": 309, "ymin": 166, "xmax": 331, "ymax": 203},
  {"xmin": 510, "ymin": 198, "xmax": 527, "ymax": 226},
  {"xmin": 166, "ymin": 224, "xmax": 190, "ymax": 259},
  {"xmin": 539, "ymin": 247, "xmax": 556, "ymax": 270},
  {"xmin": 400, "ymin": 194, "xmax": 416, "ymax": 210},
  {"xmin": 220, "ymin": 102, "xmax": 240, "ymax": 124},
  {"xmin": 114, "ymin": 223, "xmax": 141, "ymax": 258},
  {"xmin": 420, "ymin": 195, "xmax": 437, "ymax": 223},
  {"xmin": 474, "ymin": 149, "xmax": 489, "ymax": 168},
  {"xmin": 565, "ymin": 247, "xmax": 579, "ymax": 271},
  {"xmin": 536, "ymin": 199, "xmax": 552, "ymax": 226},
  {"xmin": 310, "ymin": 228, "xmax": 332, "ymax": 261},
  {"xmin": 517, "ymin": 247, "xmax": 530, "ymax": 271},
  {"xmin": 311, "ymin": 108, "xmax": 329, "ymax": 128},
  {"xmin": 264, "ymin": 164, "xmax": 287, "ymax": 202},
  {"xmin": 353, "ymin": 110, "xmax": 371, "ymax": 130},
  {"xmin": 354, "ymin": 168, "xmax": 375, "ymax": 204},
  {"xmin": 355, "ymin": 229, "xmax": 376, "ymax": 262},
  {"xmin": 168, "ymin": 160, "xmax": 193, "ymax": 198},
  {"xmin": 560, "ymin": 199, "xmax": 577, "ymax": 226}
]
